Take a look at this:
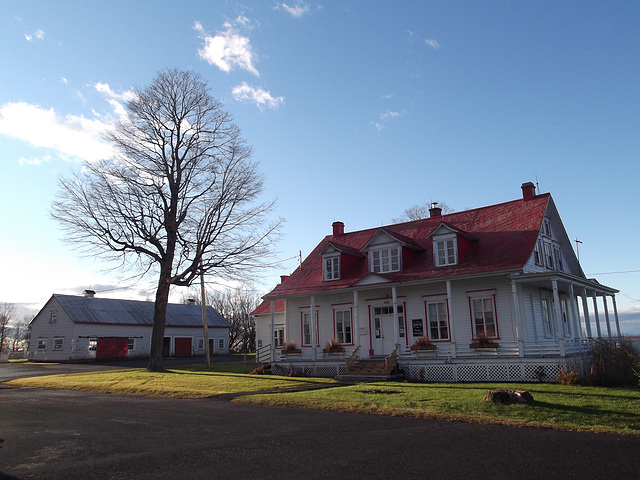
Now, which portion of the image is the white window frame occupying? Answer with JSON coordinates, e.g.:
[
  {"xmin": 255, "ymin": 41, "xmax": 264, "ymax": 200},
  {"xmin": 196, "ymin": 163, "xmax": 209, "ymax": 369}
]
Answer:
[
  {"xmin": 88, "ymin": 338, "xmax": 97, "ymax": 351},
  {"xmin": 49, "ymin": 311, "xmax": 57, "ymax": 324},
  {"xmin": 434, "ymin": 236, "xmax": 458, "ymax": 267},
  {"xmin": 370, "ymin": 246, "xmax": 401, "ymax": 273},
  {"xmin": 534, "ymin": 239, "xmax": 544, "ymax": 266},
  {"xmin": 543, "ymin": 242, "xmax": 554, "ymax": 268},
  {"xmin": 561, "ymin": 298, "xmax": 571, "ymax": 336},
  {"xmin": 37, "ymin": 338, "xmax": 47, "ymax": 350},
  {"xmin": 426, "ymin": 301, "xmax": 450, "ymax": 341},
  {"xmin": 53, "ymin": 337, "xmax": 64, "ymax": 351},
  {"xmin": 127, "ymin": 338, "xmax": 135, "ymax": 350},
  {"xmin": 323, "ymin": 254, "xmax": 341, "ymax": 281},
  {"xmin": 274, "ymin": 327, "xmax": 284, "ymax": 348},
  {"xmin": 302, "ymin": 312, "xmax": 318, "ymax": 346},
  {"xmin": 553, "ymin": 245, "xmax": 564, "ymax": 272},
  {"xmin": 197, "ymin": 337, "xmax": 204, "ymax": 350},
  {"xmin": 218, "ymin": 337, "xmax": 225, "ymax": 350},
  {"xmin": 335, "ymin": 309, "xmax": 353, "ymax": 344},
  {"xmin": 470, "ymin": 296, "xmax": 498, "ymax": 339}
]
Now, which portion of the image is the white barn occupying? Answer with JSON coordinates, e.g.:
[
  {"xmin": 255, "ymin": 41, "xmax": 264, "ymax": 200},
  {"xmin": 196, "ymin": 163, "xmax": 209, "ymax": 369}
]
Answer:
[{"xmin": 30, "ymin": 291, "xmax": 230, "ymax": 362}]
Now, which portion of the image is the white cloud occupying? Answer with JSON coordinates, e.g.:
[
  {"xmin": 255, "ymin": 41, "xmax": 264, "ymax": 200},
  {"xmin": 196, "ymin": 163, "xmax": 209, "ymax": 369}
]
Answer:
[
  {"xmin": 194, "ymin": 21, "xmax": 259, "ymax": 77},
  {"xmin": 425, "ymin": 39, "xmax": 441, "ymax": 49},
  {"xmin": 370, "ymin": 109, "xmax": 405, "ymax": 132},
  {"xmin": 275, "ymin": 1, "xmax": 311, "ymax": 18},
  {"xmin": 232, "ymin": 82, "xmax": 284, "ymax": 110},
  {"xmin": 24, "ymin": 29, "xmax": 45, "ymax": 42},
  {"xmin": 0, "ymin": 102, "xmax": 113, "ymax": 163},
  {"xmin": 19, "ymin": 154, "xmax": 51, "ymax": 166}
]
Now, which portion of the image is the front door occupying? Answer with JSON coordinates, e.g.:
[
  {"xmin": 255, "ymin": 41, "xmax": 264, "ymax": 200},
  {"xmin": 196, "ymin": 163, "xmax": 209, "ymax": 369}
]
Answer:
[
  {"xmin": 372, "ymin": 306, "xmax": 404, "ymax": 356},
  {"xmin": 373, "ymin": 315, "xmax": 395, "ymax": 356}
]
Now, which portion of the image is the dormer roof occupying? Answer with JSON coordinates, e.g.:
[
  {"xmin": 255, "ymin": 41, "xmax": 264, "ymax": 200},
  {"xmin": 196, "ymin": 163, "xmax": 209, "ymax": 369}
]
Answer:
[
  {"xmin": 427, "ymin": 222, "xmax": 477, "ymax": 241},
  {"xmin": 360, "ymin": 228, "xmax": 424, "ymax": 252}
]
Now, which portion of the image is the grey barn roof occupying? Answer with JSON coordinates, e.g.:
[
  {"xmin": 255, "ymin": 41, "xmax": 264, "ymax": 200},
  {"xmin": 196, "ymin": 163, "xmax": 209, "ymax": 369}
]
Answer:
[{"xmin": 52, "ymin": 294, "xmax": 230, "ymax": 328}]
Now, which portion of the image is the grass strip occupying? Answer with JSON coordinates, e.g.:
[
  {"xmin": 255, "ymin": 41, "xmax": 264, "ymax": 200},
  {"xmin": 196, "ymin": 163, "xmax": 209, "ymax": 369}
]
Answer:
[
  {"xmin": 234, "ymin": 381, "xmax": 640, "ymax": 435},
  {"xmin": 6, "ymin": 366, "xmax": 335, "ymax": 399}
]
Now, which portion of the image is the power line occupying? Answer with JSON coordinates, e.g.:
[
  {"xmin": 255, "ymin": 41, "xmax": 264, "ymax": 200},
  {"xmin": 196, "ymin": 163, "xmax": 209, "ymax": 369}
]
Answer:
[{"xmin": 586, "ymin": 270, "xmax": 640, "ymax": 276}]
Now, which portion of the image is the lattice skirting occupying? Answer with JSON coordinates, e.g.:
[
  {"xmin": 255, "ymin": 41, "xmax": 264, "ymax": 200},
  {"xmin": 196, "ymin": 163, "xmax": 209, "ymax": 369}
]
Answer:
[{"xmin": 401, "ymin": 361, "xmax": 564, "ymax": 382}]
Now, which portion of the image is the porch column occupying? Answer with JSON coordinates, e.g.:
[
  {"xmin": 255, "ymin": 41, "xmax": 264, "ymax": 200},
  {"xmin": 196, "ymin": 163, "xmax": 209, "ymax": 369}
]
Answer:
[
  {"xmin": 580, "ymin": 291, "xmax": 592, "ymax": 338},
  {"xmin": 552, "ymin": 279, "xmax": 565, "ymax": 356},
  {"xmin": 511, "ymin": 280, "xmax": 524, "ymax": 357},
  {"xmin": 392, "ymin": 287, "xmax": 400, "ymax": 347},
  {"xmin": 353, "ymin": 290, "xmax": 360, "ymax": 348},
  {"xmin": 310, "ymin": 295, "xmax": 317, "ymax": 361},
  {"xmin": 602, "ymin": 295, "xmax": 612, "ymax": 339},
  {"xmin": 611, "ymin": 295, "xmax": 622, "ymax": 338},
  {"xmin": 591, "ymin": 291, "xmax": 602, "ymax": 339},
  {"xmin": 446, "ymin": 280, "xmax": 457, "ymax": 358},
  {"xmin": 569, "ymin": 284, "xmax": 581, "ymax": 339},
  {"xmin": 270, "ymin": 300, "xmax": 275, "ymax": 362}
]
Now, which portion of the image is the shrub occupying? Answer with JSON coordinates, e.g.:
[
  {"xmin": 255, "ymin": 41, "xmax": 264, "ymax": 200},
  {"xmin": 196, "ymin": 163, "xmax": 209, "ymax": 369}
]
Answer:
[
  {"xmin": 414, "ymin": 336, "xmax": 433, "ymax": 348},
  {"xmin": 283, "ymin": 339, "xmax": 299, "ymax": 351},
  {"xmin": 556, "ymin": 369, "xmax": 580, "ymax": 385},
  {"xmin": 581, "ymin": 338, "xmax": 640, "ymax": 387}
]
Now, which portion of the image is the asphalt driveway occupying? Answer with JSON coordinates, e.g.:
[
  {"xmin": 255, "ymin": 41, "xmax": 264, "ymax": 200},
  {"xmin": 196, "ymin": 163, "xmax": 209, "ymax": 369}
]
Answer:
[{"xmin": 1, "ymin": 383, "xmax": 639, "ymax": 479}]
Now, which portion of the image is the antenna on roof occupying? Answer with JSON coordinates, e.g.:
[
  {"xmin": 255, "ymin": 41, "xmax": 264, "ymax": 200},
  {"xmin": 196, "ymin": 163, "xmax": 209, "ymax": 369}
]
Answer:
[
  {"xmin": 575, "ymin": 237, "xmax": 583, "ymax": 262},
  {"xmin": 535, "ymin": 174, "xmax": 540, "ymax": 194}
]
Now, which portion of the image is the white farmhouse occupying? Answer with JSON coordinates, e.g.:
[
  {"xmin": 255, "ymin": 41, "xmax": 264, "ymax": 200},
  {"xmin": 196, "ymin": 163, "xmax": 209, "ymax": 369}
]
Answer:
[{"xmin": 254, "ymin": 182, "xmax": 620, "ymax": 381}]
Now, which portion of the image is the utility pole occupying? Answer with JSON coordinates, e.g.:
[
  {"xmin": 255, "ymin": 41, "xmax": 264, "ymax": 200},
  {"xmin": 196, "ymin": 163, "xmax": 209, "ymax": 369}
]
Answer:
[{"xmin": 200, "ymin": 263, "xmax": 210, "ymax": 369}]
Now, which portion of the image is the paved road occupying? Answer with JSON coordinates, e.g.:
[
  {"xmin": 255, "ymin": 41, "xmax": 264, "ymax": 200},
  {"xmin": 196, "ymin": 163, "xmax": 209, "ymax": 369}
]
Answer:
[
  {"xmin": 1, "ymin": 361, "xmax": 639, "ymax": 479},
  {"xmin": 2, "ymin": 388, "xmax": 639, "ymax": 479}
]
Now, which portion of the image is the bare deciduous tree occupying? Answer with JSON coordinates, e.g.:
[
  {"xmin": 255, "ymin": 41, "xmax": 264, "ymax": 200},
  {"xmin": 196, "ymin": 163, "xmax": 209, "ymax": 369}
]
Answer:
[
  {"xmin": 185, "ymin": 287, "xmax": 260, "ymax": 353},
  {"xmin": 0, "ymin": 302, "xmax": 16, "ymax": 353},
  {"xmin": 392, "ymin": 201, "xmax": 454, "ymax": 223},
  {"xmin": 11, "ymin": 317, "xmax": 31, "ymax": 352},
  {"xmin": 52, "ymin": 69, "xmax": 280, "ymax": 371}
]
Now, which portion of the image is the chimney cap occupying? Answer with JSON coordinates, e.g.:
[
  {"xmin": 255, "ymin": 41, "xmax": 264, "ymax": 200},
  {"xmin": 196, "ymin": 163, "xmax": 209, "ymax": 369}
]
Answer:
[
  {"xmin": 83, "ymin": 289, "xmax": 96, "ymax": 298},
  {"xmin": 521, "ymin": 181, "xmax": 537, "ymax": 200},
  {"xmin": 332, "ymin": 221, "xmax": 345, "ymax": 236}
]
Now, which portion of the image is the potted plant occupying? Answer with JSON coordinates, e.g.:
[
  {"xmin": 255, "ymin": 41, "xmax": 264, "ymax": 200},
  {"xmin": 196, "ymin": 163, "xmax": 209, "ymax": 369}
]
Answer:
[
  {"xmin": 323, "ymin": 338, "xmax": 345, "ymax": 353},
  {"xmin": 410, "ymin": 335, "xmax": 437, "ymax": 351},
  {"xmin": 281, "ymin": 339, "xmax": 301, "ymax": 354},
  {"xmin": 470, "ymin": 330, "xmax": 499, "ymax": 348}
]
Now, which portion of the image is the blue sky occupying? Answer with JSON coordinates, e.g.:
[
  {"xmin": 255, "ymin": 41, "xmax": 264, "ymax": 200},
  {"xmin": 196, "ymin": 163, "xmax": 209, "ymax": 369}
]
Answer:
[{"xmin": 1, "ymin": 1, "xmax": 639, "ymax": 333}]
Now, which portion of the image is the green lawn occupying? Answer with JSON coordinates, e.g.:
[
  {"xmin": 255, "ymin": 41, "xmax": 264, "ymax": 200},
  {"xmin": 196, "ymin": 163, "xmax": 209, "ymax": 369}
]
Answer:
[
  {"xmin": 234, "ymin": 381, "xmax": 640, "ymax": 435},
  {"xmin": 6, "ymin": 364, "xmax": 639, "ymax": 435}
]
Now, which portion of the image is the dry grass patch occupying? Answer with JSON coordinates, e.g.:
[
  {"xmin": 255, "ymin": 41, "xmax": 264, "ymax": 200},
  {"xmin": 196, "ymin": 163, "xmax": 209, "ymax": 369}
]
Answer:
[{"xmin": 6, "ymin": 367, "xmax": 335, "ymax": 399}]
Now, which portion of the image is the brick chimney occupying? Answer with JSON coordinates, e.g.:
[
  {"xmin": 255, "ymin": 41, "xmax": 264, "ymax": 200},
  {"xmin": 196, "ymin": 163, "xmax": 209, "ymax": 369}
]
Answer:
[
  {"xmin": 429, "ymin": 202, "xmax": 442, "ymax": 218},
  {"xmin": 332, "ymin": 221, "xmax": 345, "ymax": 236},
  {"xmin": 280, "ymin": 275, "xmax": 289, "ymax": 283},
  {"xmin": 83, "ymin": 289, "xmax": 96, "ymax": 298},
  {"xmin": 521, "ymin": 182, "xmax": 536, "ymax": 200}
]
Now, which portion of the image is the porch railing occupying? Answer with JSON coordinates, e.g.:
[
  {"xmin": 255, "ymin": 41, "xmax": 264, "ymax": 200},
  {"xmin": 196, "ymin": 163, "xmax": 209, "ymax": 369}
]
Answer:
[
  {"xmin": 345, "ymin": 346, "xmax": 359, "ymax": 374},
  {"xmin": 256, "ymin": 343, "xmax": 272, "ymax": 364},
  {"xmin": 385, "ymin": 345, "xmax": 399, "ymax": 375}
]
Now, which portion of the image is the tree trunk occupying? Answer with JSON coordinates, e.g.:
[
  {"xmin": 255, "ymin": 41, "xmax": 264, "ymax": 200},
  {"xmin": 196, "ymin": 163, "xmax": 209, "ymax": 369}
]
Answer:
[{"xmin": 147, "ymin": 265, "xmax": 172, "ymax": 371}]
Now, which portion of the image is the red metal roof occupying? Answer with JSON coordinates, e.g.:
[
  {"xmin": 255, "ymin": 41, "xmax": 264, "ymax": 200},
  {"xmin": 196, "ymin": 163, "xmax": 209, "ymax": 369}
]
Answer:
[
  {"xmin": 252, "ymin": 298, "xmax": 285, "ymax": 315},
  {"xmin": 265, "ymin": 194, "xmax": 550, "ymax": 299}
]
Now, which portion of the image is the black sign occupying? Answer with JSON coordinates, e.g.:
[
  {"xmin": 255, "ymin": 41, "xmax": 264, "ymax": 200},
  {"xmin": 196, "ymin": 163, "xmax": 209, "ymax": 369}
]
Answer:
[{"xmin": 412, "ymin": 319, "xmax": 424, "ymax": 337}]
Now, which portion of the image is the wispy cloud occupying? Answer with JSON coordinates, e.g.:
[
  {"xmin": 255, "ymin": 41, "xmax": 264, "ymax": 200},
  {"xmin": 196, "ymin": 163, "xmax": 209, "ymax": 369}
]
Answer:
[
  {"xmin": 425, "ymin": 38, "xmax": 440, "ymax": 49},
  {"xmin": 24, "ymin": 29, "xmax": 45, "ymax": 42},
  {"xmin": 0, "ymin": 102, "xmax": 113, "ymax": 163},
  {"xmin": 232, "ymin": 82, "xmax": 284, "ymax": 110},
  {"xmin": 370, "ymin": 109, "xmax": 405, "ymax": 133},
  {"xmin": 194, "ymin": 20, "xmax": 259, "ymax": 76},
  {"xmin": 275, "ymin": 1, "xmax": 311, "ymax": 18}
]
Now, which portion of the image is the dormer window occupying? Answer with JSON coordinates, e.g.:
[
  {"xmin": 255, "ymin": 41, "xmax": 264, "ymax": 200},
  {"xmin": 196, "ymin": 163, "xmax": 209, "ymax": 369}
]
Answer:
[
  {"xmin": 435, "ymin": 237, "xmax": 457, "ymax": 266},
  {"xmin": 370, "ymin": 246, "xmax": 401, "ymax": 273},
  {"xmin": 324, "ymin": 254, "xmax": 341, "ymax": 281}
]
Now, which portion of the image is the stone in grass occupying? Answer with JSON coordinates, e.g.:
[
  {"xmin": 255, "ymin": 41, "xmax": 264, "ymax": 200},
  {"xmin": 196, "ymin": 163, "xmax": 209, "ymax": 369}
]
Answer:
[{"xmin": 484, "ymin": 389, "xmax": 534, "ymax": 405}]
